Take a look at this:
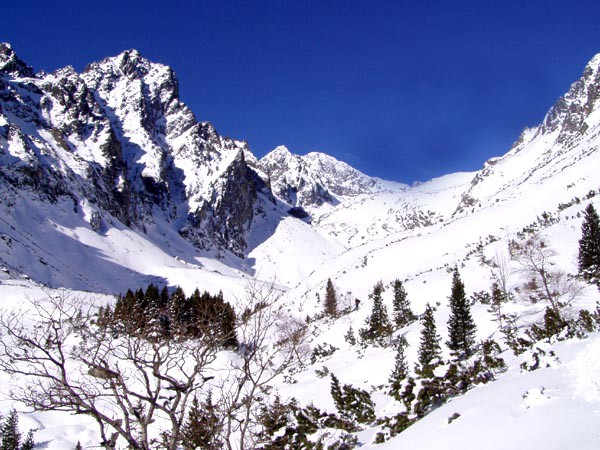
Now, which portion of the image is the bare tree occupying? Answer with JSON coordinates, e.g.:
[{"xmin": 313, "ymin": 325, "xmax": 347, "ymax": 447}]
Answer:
[
  {"xmin": 218, "ymin": 282, "xmax": 309, "ymax": 450},
  {"xmin": 492, "ymin": 249, "xmax": 512, "ymax": 301},
  {"xmin": 509, "ymin": 233, "xmax": 583, "ymax": 315},
  {"xmin": 0, "ymin": 291, "xmax": 220, "ymax": 450}
]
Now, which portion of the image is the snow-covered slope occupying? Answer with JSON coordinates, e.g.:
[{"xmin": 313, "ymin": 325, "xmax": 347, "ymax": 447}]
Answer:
[
  {"xmin": 304, "ymin": 54, "xmax": 600, "ymax": 247},
  {"xmin": 260, "ymin": 145, "xmax": 405, "ymax": 213},
  {"xmin": 1, "ymin": 43, "xmax": 600, "ymax": 449},
  {"xmin": 0, "ymin": 43, "xmax": 345, "ymax": 289},
  {"xmin": 372, "ymin": 334, "xmax": 600, "ymax": 450},
  {"xmin": 262, "ymin": 52, "xmax": 600, "ymax": 449},
  {"xmin": 0, "ymin": 42, "xmax": 271, "ymax": 259}
]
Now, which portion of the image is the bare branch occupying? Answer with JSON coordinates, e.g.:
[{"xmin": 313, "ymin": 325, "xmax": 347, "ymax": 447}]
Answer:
[{"xmin": 0, "ymin": 291, "xmax": 219, "ymax": 450}]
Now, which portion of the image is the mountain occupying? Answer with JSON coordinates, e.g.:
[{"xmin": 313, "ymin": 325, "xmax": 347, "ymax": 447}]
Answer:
[
  {"xmin": 1, "ymin": 43, "xmax": 600, "ymax": 449},
  {"xmin": 259, "ymin": 145, "xmax": 404, "ymax": 212},
  {"xmin": 307, "ymin": 54, "xmax": 600, "ymax": 247},
  {"xmin": 0, "ymin": 43, "xmax": 269, "ymax": 260},
  {"xmin": 1, "ymin": 42, "xmax": 600, "ymax": 289},
  {"xmin": 0, "ymin": 44, "xmax": 299, "ymax": 291}
]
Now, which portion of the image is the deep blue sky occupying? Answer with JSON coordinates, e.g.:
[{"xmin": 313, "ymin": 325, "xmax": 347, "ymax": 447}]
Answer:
[{"xmin": 4, "ymin": 0, "xmax": 600, "ymax": 183}]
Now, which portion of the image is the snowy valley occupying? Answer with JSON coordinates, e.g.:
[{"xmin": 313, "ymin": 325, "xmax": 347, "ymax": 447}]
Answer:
[{"xmin": 1, "ymin": 42, "xmax": 600, "ymax": 449}]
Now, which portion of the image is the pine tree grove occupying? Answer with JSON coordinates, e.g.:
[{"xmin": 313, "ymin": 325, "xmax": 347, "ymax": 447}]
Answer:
[{"xmin": 446, "ymin": 268, "xmax": 477, "ymax": 360}]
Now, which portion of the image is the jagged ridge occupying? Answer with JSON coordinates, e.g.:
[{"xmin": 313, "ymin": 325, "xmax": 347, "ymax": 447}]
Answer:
[{"xmin": 0, "ymin": 43, "xmax": 268, "ymax": 257}]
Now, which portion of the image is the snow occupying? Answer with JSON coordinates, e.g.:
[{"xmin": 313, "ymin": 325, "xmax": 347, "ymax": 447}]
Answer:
[
  {"xmin": 368, "ymin": 335, "xmax": 600, "ymax": 450},
  {"xmin": 1, "ymin": 46, "xmax": 600, "ymax": 449}
]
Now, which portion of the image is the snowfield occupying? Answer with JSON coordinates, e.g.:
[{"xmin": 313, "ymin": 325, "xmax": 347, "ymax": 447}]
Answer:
[{"xmin": 1, "ymin": 44, "xmax": 600, "ymax": 449}]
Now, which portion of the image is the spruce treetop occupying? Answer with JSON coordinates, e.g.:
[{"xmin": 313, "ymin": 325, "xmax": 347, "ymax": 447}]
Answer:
[
  {"xmin": 446, "ymin": 268, "xmax": 477, "ymax": 360},
  {"xmin": 417, "ymin": 303, "xmax": 442, "ymax": 377}
]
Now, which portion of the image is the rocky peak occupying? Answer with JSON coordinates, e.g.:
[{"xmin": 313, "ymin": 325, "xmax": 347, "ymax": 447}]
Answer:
[
  {"xmin": 0, "ymin": 44, "xmax": 268, "ymax": 259},
  {"xmin": 259, "ymin": 146, "xmax": 402, "ymax": 210},
  {"xmin": 115, "ymin": 49, "xmax": 144, "ymax": 77},
  {"xmin": 267, "ymin": 145, "xmax": 293, "ymax": 158},
  {"xmin": 260, "ymin": 146, "xmax": 332, "ymax": 208},
  {"xmin": 540, "ymin": 53, "xmax": 600, "ymax": 144},
  {"xmin": 0, "ymin": 43, "xmax": 35, "ymax": 78}
]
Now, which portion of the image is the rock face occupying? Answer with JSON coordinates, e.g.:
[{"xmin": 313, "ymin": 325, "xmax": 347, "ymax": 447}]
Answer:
[
  {"xmin": 2, "ymin": 42, "xmax": 600, "ymax": 263},
  {"xmin": 452, "ymin": 53, "xmax": 600, "ymax": 217},
  {"xmin": 0, "ymin": 43, "xmax": 266, "ymax": 256},
  {"xmin": 0, "ymin": 43, "xmax": 35, "ymax": 77},
  {"xmin": 259, "ymin": 145, "xmax": 402, "ymax": 211},
  {"xmin": 540, "ymin": 54, "xmax": 600, "ymax": 145}
]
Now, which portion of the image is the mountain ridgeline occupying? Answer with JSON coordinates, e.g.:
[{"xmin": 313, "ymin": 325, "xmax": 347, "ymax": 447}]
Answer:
[
  {"xmin": 1, "ymin": 42, "xmax": 600, "ymax": 288},
  {"xmin": 0, "ymin": 43, "xmax": 398, "ymax": 260}
]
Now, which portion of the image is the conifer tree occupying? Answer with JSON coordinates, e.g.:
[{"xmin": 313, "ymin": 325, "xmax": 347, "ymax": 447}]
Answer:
[
  {"xmin": 392, "ymin": 279, "xmax": 415, "ymax": 328},
  {"xmin": 417, "ymin": 303, "xmax": 442, "ymax": 377},
  {"xmin": 388, "ymin": 336, "xmax": 409, "ymax": 400},
  {"xmin": 488, "ymin": 281, "xmax": 506, "ymax": 331},
  {"xmin": 330, "ymin": 373, "xmax": 376, "ymax": 426},
  {"xmin": 0, "ymin": 409, "xmax": 20, "ymax": 450},
  {"xmin": 324, "ymin": 278, "xmax": 338, "ymax": 317},
  {"xmin": 359, "ymin": 281, "xmax": 392, "ymax": 344},
  {"xmin": 578, "ymin": 203, "xmax": 600, "ymax": 287},
  {"xmin": 73, "ymin": 441, "xmax": 83, "ymax": 450},
  {"xmin": 330, "ymin": 373, "xmax": 344, "ymax": 412},
  {"xmin": 344, "ymin": 325, "xmax": 357, "ymax": 346},
  {"xmin": 180, "ymin": 393, "xmax": 222, "ymax": 450},
  {"xmin": 20, "ymin": 431, "xmax": 34, "ymax": 450},
  {"xmin": 446, "ymin": 268, "xmax": 477, "ymax": 360}
]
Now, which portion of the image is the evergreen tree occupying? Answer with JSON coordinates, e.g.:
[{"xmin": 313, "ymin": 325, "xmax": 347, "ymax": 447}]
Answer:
[
  {"xmin": 324, "ymin": 278, "xmax": 338, "ymax": 317},
  {"xmin": 417, "ymin": 303, "xmax": 442, "ymax": 377},
  {"xmin": 488, "ymin": 281, "xmax": 506, "ymax": 331},
  {"xmin": 330, "ymin": 373, "xmax": 375, "ymax": 426},
  {"xmin": 388, "ymin": 336, "xmax": 409, "ymax": 400},
  {"xmin": 256, "ymin": 395, "xmax": 293, "ymax": 447},
  {"xmin": 73, "ymin": 441, "xmax": 83, "ymax": 450},
  {"xmin": 401, "ymin": 377, "xmax": 416, "ymax": 413},
  {"xmin": 20, "ymin": 431, "xmax": 34, "ymax": 450},
  {"xmin": 392, "ymin": 279, "xmax": 415, "ymax": 328},
  {"xmin": 578, "ymin": 203, "xmax": 600, "ymax": 287},
  {"xmin": 330, "ymin": 373, "xmax": 344, "ymax": 412},
  {"xmin": 180, "ymin": 393, "xmax": 222, "ymax": 450},
  {"xmin": 0, "ymin": 409, "xmax": 20, "ymax": 450},
  {"xmin": 344, "ymin": 325, "xmax": 357, "ymax": 346},
  {"xmin": 169, "ymin": 286, "xmax": 190, "ymax": 333},
  {"xmin": 446, "ymin": 268, "xmax": 477, "ymax": 360},
  {"xmin": 359, "ymin": 281, "xmax": 392, "ymax": 344}
]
